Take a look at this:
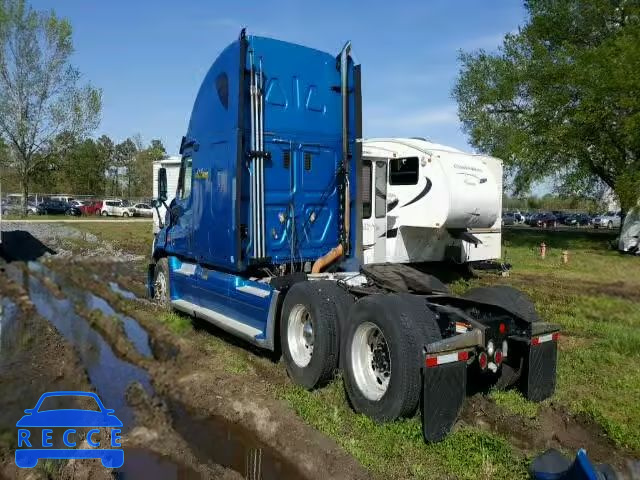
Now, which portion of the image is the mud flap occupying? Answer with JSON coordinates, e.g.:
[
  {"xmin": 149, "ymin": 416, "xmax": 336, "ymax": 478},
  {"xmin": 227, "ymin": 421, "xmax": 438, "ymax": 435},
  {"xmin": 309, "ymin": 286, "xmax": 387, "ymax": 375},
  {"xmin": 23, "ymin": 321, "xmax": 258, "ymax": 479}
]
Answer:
[
  {"xmin": 520, "ymin": 341, "xmax": 557, "ymax": 402},
  {"xmin": 422, "ymin": 361, "xmax": 467, "ymax": 442}
]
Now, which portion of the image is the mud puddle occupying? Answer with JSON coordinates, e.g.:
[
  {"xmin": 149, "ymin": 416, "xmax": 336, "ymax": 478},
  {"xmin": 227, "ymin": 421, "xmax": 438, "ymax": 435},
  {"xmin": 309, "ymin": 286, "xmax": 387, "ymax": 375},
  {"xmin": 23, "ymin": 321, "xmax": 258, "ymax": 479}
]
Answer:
[
  {"xmin": 79, "ymin": 289, "xmax": 151, "ymax": 358},
  {"xmin": 0, "ymin": 298, "xmax": 20, "ymax": 358},
  {"xmin": 29, "ymin": 262, "xmax": 152, "ymax": 358},
  {"xmin": 22, "ymin": 269, "xmax": 153, "ymax": 428},
  {"xmin": 170, "ymin": 402, "xmax": 303, "ymax": 480},
  {"xmin": 110, "ymin": 281, "xmax": 138, "ymax": 300},
  {"xmin": 118, "ymin": 448, "xmax": 200, "ymax": 479}
]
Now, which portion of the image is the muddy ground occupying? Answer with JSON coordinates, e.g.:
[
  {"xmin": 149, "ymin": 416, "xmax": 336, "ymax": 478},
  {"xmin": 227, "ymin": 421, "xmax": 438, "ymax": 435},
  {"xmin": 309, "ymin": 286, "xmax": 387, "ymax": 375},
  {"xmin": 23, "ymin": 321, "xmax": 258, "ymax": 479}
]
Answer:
[
  {"xmin": 0, "ymin": 222, "xmax": 636, "ymax": 479},
  {"xmin": 0, "ymin": 223, "xmax": 368, "ymax": 480}
]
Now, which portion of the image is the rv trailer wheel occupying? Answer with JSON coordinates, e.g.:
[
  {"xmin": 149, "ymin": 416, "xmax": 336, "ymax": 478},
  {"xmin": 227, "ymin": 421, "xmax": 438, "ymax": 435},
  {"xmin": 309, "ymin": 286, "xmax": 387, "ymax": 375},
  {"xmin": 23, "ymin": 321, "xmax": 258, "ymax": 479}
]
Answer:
[{"xmin": 280, "ymin": 281, "xmax": 340, "ymax": 389}]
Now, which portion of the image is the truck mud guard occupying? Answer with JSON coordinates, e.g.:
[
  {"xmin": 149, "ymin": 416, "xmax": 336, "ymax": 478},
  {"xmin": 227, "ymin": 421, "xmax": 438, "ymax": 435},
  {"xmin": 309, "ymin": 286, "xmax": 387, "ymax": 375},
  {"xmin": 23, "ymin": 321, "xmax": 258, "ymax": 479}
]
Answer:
[
  {"xmin": 519, "ymin": 331, "xmax": 559, "ymax": 402},
  {"xmin": 421, "ymin": 349, "xmax": 469, "ymax": 443}
]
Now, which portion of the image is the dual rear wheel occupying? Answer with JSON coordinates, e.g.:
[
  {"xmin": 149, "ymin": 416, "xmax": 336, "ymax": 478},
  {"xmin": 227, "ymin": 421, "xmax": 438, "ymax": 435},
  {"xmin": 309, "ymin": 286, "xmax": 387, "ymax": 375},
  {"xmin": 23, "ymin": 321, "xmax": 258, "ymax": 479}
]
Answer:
[
  {"xmin": 281, "ymin": 282, "xmax": 541, "ymax": 423},
  {"xmin": 280, "ymin": 284, "xmax": 442, "ymax": 422}
]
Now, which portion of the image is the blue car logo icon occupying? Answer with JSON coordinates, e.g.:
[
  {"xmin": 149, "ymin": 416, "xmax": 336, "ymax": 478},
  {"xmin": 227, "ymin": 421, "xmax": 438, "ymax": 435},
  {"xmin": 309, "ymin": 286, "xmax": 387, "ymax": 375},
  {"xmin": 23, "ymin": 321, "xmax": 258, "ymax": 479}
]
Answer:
[{"xmin": 15, "ymin": 391, "xmax": 124, "ymax": 468}]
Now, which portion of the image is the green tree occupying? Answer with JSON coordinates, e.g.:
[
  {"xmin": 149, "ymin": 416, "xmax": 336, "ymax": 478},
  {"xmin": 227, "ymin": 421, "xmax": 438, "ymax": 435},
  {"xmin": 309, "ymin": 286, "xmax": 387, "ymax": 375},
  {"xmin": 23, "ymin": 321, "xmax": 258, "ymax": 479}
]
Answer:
[
  {"xmin": 0, "ymin": 0, "xmax": 101, "ymax": 213},
  {"xmin": 454, "ymin": 0, "xmax": 640, "ymax": 213},
  {"xmin": 114, "ymin": 138, "xmax": 137, "ymax": 197},
  {"xmin": 96, "ymin": 134, "xmax": 115, "ymax": 195},
  {"xmin": 60, "ymin": 138, "xmax": 107, "ymax": 195},
  {"xmin": 131, "ymin": 138, "xmax": 165, "ymax": 197}
]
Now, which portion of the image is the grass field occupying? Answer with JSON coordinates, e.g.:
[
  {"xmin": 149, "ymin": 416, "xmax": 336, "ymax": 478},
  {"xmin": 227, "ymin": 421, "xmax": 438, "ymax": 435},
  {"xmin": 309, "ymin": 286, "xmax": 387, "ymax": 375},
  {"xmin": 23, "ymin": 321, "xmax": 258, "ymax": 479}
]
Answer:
[
  {"xmin": 71, "ymin": 221, "xmax": 153, "ymax": 256},
  {"xmin": 75, "ymin": 224, "xmax": 640, "ymax": 478}
]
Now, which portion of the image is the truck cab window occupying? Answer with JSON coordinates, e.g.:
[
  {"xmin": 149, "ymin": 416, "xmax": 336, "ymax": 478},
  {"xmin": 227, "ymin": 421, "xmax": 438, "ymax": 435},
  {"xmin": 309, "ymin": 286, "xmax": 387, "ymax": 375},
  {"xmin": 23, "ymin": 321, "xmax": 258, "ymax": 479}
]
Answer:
[
  {"xmin": 177, "ymin": 156, "xmax": 193, "ymax": 199},
  {"xmin": 362, "ymin": 160, "xmax": 372, "ymax": 219},
  {"xmin": 389, "ymin": 157, "xmax": 419, "ymax": 185}
]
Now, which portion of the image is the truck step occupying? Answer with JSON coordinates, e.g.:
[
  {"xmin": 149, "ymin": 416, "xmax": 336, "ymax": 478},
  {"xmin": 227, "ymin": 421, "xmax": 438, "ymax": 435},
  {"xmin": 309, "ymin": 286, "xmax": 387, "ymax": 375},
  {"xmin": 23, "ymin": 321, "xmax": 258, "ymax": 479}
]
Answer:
[{"xmin": 171, "ymin": 299, "xmax": 263, "ymax": 342}]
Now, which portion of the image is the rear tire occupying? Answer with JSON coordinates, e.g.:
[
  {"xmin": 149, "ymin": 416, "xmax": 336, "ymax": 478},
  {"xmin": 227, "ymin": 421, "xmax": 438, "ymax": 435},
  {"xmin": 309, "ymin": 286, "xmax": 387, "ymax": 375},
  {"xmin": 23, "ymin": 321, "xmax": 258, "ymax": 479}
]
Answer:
[
  {"xmin": 123, "ymin": 212, "xmax": 129, "ymax": 217},
  {"xmin": 343, "ymin": 294, "xmax": 441, "ymax": 422},
  {"xmin": 280, "ymin": 281, "xmax": 341, "ymax": 389},
  {"xmin": 309, "ymin": 280, "xmax": 355, "ymax": 368},
  {"xmin": 101, "ymin": 211, "xmax": 108, "ymax": 216}
]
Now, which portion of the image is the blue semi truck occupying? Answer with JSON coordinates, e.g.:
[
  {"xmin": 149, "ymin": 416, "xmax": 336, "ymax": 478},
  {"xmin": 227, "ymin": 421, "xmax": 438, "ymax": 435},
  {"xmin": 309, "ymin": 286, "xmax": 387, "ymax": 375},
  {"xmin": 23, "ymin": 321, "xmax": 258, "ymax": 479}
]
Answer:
[{"xmin": 149, "ymin": 30, "xmax": 560, "ymax": 442}]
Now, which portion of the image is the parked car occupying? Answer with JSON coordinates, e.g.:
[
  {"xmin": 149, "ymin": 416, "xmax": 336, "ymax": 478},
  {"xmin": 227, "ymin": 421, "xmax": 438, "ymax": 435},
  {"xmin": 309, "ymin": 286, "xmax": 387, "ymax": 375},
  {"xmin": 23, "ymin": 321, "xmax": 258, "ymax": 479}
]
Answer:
[
  {"xmin": 593, "ymin": 211, "xmax": 622, "ymax": 229},
  {"xmin": 564, "ymin": 213, "xmax": 591, "ymax": 226},
  {"xmin": 100, "ymin": 200, "xmax": 135, "ymax": 217},
  {"xmin": 502, "ymin": 212, "xmax": 516, "ymax": 226},
  {"xmin": 65, "ymin": 205, "xmax": 82, "ymax": 216},
  {"xmin": 513, "ymin": 211, "xmax": 525, "ymax": 223},
  {"xmin": 78, "ymin": 200, "xmax": 102, "ymax": 216},
  {"xmin": 0, "ymin": 202, "xmax": 39, "ymax": 216},
  {"xmin": 535, "ymin": 212, "xmax": 558, "ymax": 228},
  {"xmin": 551, "ymin": 211, "xmax": 570, "ymax": 223},
  {"xmin": 132, "ymin": 203, "xmax": 153, "ymax": 217},
  {"xmin": 37, "ymin": 200, "xmax": 73, "ymax": 215},
  {"xmin": 26, "ymin": 202, "xmax": 40, "ymax": 215},
  {"xmin": 526, "ymin": 212, "xmax": 541, "ymax": 226}
]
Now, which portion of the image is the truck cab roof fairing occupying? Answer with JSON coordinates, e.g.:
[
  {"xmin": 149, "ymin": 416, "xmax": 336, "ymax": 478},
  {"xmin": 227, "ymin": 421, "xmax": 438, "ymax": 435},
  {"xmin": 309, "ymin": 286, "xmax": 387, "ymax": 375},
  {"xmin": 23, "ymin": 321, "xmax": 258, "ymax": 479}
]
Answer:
[{"xmin": 174, "ymin": 33, "xmax": 360, "ymax": 273}]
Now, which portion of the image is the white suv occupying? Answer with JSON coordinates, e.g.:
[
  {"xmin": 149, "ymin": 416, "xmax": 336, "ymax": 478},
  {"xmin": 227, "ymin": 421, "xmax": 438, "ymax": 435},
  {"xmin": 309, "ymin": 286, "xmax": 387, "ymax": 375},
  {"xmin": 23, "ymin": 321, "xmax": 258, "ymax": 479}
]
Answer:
[{"xmin": 100, "ymin": 200, "xmax": 134, "ymax": 217}]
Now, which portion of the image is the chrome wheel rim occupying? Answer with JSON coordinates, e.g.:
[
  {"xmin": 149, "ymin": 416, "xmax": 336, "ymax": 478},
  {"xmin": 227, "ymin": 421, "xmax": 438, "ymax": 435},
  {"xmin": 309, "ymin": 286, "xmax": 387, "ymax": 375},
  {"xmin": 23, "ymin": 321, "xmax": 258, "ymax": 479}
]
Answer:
[
  {"xmin": 287, "ymin": 304, "xmax": 314, "ymax": 367},
  {"xmin": 351, "ymin": 322, "xmax": 391, "ymax": 401}
]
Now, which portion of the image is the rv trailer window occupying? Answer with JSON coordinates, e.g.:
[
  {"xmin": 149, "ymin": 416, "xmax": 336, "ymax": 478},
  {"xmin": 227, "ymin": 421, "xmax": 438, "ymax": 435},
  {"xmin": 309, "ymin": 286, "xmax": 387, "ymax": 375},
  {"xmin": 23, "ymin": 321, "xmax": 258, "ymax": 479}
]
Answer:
[
  {"xmin": 177, "ymin": 156, "xmax": 193, "ymax": 200},
  {"xmin": 215, "ymin": 73, "xmax": 229, "ymax": 109},
  {"xmin": 389, "ymin": 157, "xmax": 419, "ymax": 185},
  {"xmin": 362, "ymin": 160, "xmax": 372, "ymax": 219}
]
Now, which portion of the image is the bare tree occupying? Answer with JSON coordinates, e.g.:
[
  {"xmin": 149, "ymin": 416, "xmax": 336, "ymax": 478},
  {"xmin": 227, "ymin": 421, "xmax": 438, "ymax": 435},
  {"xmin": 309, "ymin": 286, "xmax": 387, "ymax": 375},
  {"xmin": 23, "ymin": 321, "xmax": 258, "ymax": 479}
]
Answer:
[{"xmin": 0, "ymin": 0, "xmax": 101, "ymax": 213}]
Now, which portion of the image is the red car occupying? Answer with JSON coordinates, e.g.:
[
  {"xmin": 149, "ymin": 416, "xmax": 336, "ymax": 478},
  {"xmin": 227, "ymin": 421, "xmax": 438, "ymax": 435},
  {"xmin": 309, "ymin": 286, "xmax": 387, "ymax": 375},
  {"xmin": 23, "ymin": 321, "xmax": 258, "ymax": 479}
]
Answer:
[{"xmin": 78, "ymin": 200, "xmax": 102, "ymax": 216}]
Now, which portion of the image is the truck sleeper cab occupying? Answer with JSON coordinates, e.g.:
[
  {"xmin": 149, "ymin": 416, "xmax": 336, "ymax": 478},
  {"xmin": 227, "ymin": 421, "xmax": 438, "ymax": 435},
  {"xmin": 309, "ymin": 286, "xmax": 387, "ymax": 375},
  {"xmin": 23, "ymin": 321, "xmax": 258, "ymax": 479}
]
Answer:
[{"xmin": 149, "ymin": 31, "xmax": 559, "ymax": 443}]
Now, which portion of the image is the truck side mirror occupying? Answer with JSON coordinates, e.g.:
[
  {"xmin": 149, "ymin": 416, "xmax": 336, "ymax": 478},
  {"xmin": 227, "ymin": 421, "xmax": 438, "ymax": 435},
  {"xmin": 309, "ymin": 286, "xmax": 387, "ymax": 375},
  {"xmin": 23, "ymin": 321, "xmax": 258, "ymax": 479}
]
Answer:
[{"xmin": 158, "ymin": 167, "xmax": 168, "ymax": 202}]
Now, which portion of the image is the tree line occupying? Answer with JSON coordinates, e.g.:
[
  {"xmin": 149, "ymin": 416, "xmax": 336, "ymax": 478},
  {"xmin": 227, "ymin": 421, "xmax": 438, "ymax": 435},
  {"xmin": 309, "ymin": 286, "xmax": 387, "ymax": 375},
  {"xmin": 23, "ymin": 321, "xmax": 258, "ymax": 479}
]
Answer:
[{"xmin": 0, "ymin": 134, "xmax": 166, "ymax": 198}]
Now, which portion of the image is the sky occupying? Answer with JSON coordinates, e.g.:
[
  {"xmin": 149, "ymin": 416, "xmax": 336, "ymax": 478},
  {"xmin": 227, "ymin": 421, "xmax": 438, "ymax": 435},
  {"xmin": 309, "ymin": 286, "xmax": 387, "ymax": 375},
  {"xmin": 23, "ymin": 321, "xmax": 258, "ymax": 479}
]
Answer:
[{"xmin": 30, "ymin": 0, "xmax": 527, "ymax": 156}]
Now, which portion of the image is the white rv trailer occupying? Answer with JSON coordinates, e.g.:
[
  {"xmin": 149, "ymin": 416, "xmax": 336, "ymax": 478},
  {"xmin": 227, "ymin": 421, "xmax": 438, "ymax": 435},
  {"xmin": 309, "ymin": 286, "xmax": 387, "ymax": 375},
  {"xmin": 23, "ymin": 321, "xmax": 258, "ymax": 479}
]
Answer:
[
  {"xmin": 152, "ymin": 156, "xmax": 182, "ymax": 233},
  {"xmin": 362, "ymin": 138, "xmax": 503, "ymax": 266}
]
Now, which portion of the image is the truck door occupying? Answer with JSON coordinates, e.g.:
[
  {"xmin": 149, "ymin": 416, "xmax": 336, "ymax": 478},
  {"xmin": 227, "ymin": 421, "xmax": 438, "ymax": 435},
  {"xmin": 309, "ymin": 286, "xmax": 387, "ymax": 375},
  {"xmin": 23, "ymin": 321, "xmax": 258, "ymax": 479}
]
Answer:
[
  {"xmin": 374, "ymin": 159, "xmax": 388, "ymax": 263},
  {"xmin": 168, "ymin": 153, "xmax": 194, "ymax": 257}
]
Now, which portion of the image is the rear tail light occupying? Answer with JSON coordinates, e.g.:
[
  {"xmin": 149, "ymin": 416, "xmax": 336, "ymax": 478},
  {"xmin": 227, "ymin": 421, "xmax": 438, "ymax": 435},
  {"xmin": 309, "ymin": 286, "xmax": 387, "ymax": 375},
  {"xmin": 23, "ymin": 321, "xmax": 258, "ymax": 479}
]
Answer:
[
  {"xmin": 494, "ymin": 350, "xmax": 503, "ymax": 365},
  {"xmin": 478, "ymin": 352, "xmax": 488, "ymax": 370}
]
